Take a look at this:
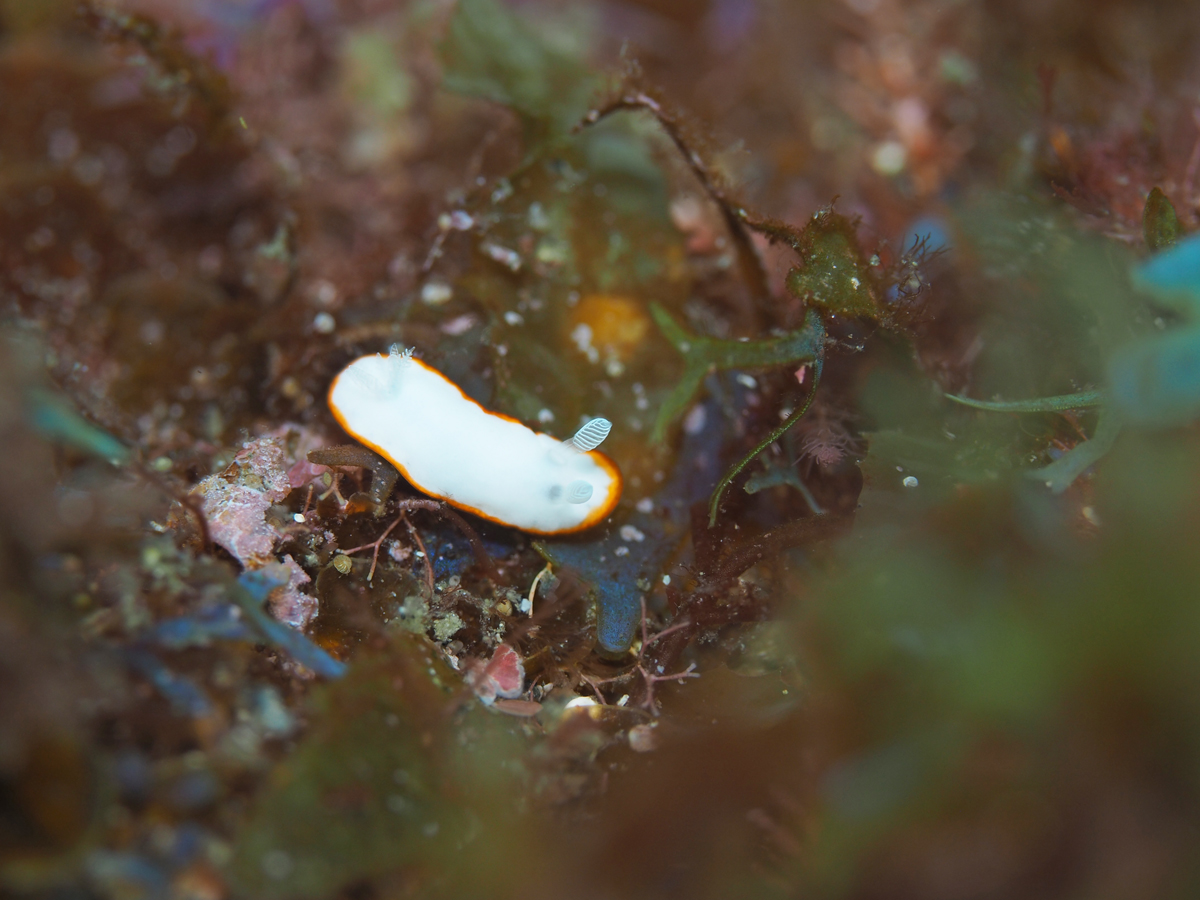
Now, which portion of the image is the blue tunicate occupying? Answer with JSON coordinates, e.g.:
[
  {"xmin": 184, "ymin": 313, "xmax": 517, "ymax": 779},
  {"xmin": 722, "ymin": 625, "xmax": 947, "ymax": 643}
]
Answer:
[
  {"xmin": 148, "ymin": 606, "xmax": 254, "ymax": 648},
  {"xmin": 124, "ymin": 649, "xmax": 214, "ymax": 718},
  {"xmin": 167, "ymin": 771, "xmax": 221, "ymax": 813},
  {"xmin": 86, "ymin": 851, "xmax": 171, "ymax": 900},
  {"xmin": 113, "ymin": 751, "xmax": 153, "ymax": 806},
  {"xmin": 26, "ymin": 387, "xmax": 130, "ymax": 465},
  {"xmin": 539, "ymin": 393, "xmax": 728, "ymax": 656},
  {"xmin": 1132, "ymin": 232, "xmax": 1200, "ymax": 316},
  {"xmin": 902, "ymin": 215, "xmax": 951, "ymax": 256},
  {"xmin": 235, "ymin": 572, "xmax": 347, "ymax": 678},
  {"xmin": 1108, "ymin": 326, "xmax": 1200, "ymax": 427}
]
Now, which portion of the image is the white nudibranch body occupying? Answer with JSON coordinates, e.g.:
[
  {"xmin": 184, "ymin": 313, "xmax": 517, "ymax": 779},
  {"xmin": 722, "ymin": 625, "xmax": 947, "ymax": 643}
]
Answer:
[{"xmin": 329, "ymin": 349, "xmax": 622, "ymax": 534}]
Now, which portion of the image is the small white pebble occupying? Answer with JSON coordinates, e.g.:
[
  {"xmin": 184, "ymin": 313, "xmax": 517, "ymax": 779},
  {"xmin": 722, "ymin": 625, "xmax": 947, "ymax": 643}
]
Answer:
[
  {"xmin": 902, "ymin": 475, "xmax": 919, "ymax": 488},
  {"xmin": 635, "ymin": 498, "xmax": 654, "ymax": 514},
  {"xmin": 312, "ymin": 312, "xmax": 336, "ymax": 334},
  {"xmin": 292, "ymin": 513, "xmax": 306, "ymax": 523},
  {"xmin": 313, "ymin": 279, "xmax": 338, "ymax": 306},
  {"xmin": 565, "ymin": 696, "xmax": 598, "ymax": 709},
  {"xmin": 519, "ymin": 598, "xmax": 532, "ymax": 614},
  {"xmin": 537, "ymin": 408, "xmax": 555, "ymax": 424},
  {"xmin": 616, "ymin": 694, "xmax": 630, "ymax": 707},
  {"xmin": 628, "ymin": 723, "xmax": 658, "ymax": 753},
  {"xmin": 421, "ymin": 282, "xmax": 452, "ymax": 305},
  {"xmin": 619, "ymin": 524, "xmax": 645, "ymax": 543},
  {"xmin": 872, "ymin": 140, "xmax": 907, "ymax": 176},
  {"xmin": 661, "ymin": 574, "xmax": 671, "ymax": 586},
  {"xmin": 503, "ymin": 310, "xmax": 524, "ymax": 326}
]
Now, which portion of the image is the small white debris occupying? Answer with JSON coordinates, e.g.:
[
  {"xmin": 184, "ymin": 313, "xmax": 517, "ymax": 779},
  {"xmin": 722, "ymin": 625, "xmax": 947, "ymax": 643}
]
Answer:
[
  {"xmin": 421, "ymin": 282, "xmax": 452, "ymax": 305},
  {"xmin": 313, "ymin": 312, "xmax": 336, "ymax": 334},
  {"xmin": 628, "ymin": 723, "xmax": 658, "ymax": 753},
  {"xmin": 503, "ymin": 310, "xmax": 524, "ymax": 326},
  {"xmin": 661, "ymin": 574, "xmax": 671, "ymax": 585},
  {"xmin": 440, "ymin": 314, "xmax": 477, "ymax": 336},
  {"xmin": 438, "ymin": 210, "xmax": 474, "ymax": 231},
  {"xmin": 635, "ymin": 497, "xmax": 654, "ymax": 514},
  {"xmin": 292, "ymin": 513, "xmax": 306, "ymax": 523},
  {"xmin": 483, "ymin": 242, "xmax": 521, "ymax": 272},
  {"xmin": 570, "ymin": 323, "xmax": 595, "ymax": 354},
  {"xmin": 683, "ymin": 404, "xmax": 707, "ymax": 435},
  {"xmin": 616, "ymin": 694, "xmax": 630, "ymax": 707},
  {"xmin": 736, "ymin": 373, "xmax": 757, "ymax": 389},
  {"xmin": 619, "ymin": 524, "xmax": 645, "ymax": 543},
  {"xmin": 528, "ymin": 202, "xmax": 550, "ymax": 230},
  {"xmin": 537, "ymin": 408, "xmax": 555, "ymax": 424},
  {"xmin": 312, "ymin": 279, "xmax": 339, "ymax": 306},
  {"xmin": 565, "ymin": 696, "xmax": 598, "ymax": 709},
  {"xmin": 871, "ymin": 140, "xmax": 907, "ymax": 176},
  {"xmin": 614, "ymin": 545, "xmax": 630, "ymax": 556},
  {"xmin": 518, "ymin": 597, "xmax": 532, "ymax": 614},
  {"xmin": 490, "ymin": 178, "xmax": 513, "ymax": 203},
  {"xmin": 902, "ymin": 475, "xmax": 919, "ymax": 488}
]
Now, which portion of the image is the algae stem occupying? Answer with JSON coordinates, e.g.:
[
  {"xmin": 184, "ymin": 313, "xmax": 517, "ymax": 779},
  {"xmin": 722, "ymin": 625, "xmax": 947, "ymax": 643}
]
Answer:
[
  {"xmin": 945, "ymin": 389, "xmax": 1105, "ymax": 413},
  {"xmin": 708, "ymin": 354, "xmax": 824, "ymax": 527}
]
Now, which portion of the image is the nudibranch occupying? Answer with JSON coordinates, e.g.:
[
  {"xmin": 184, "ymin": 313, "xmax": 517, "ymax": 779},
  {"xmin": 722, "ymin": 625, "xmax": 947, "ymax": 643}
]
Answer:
[{"xmin": 328, "ymin": 347, "xmax": 622, "ymax": 534}]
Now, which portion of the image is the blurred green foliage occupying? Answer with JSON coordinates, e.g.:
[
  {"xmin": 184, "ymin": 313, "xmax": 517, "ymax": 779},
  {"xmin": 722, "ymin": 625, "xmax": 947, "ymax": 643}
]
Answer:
[
  {"xmin": 439, "ymin": 0, "xmax": 598, "ymax": 145},
  {"xmin": 230, "ymin": 632, "xmax": 527, "ymax": 899}
]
